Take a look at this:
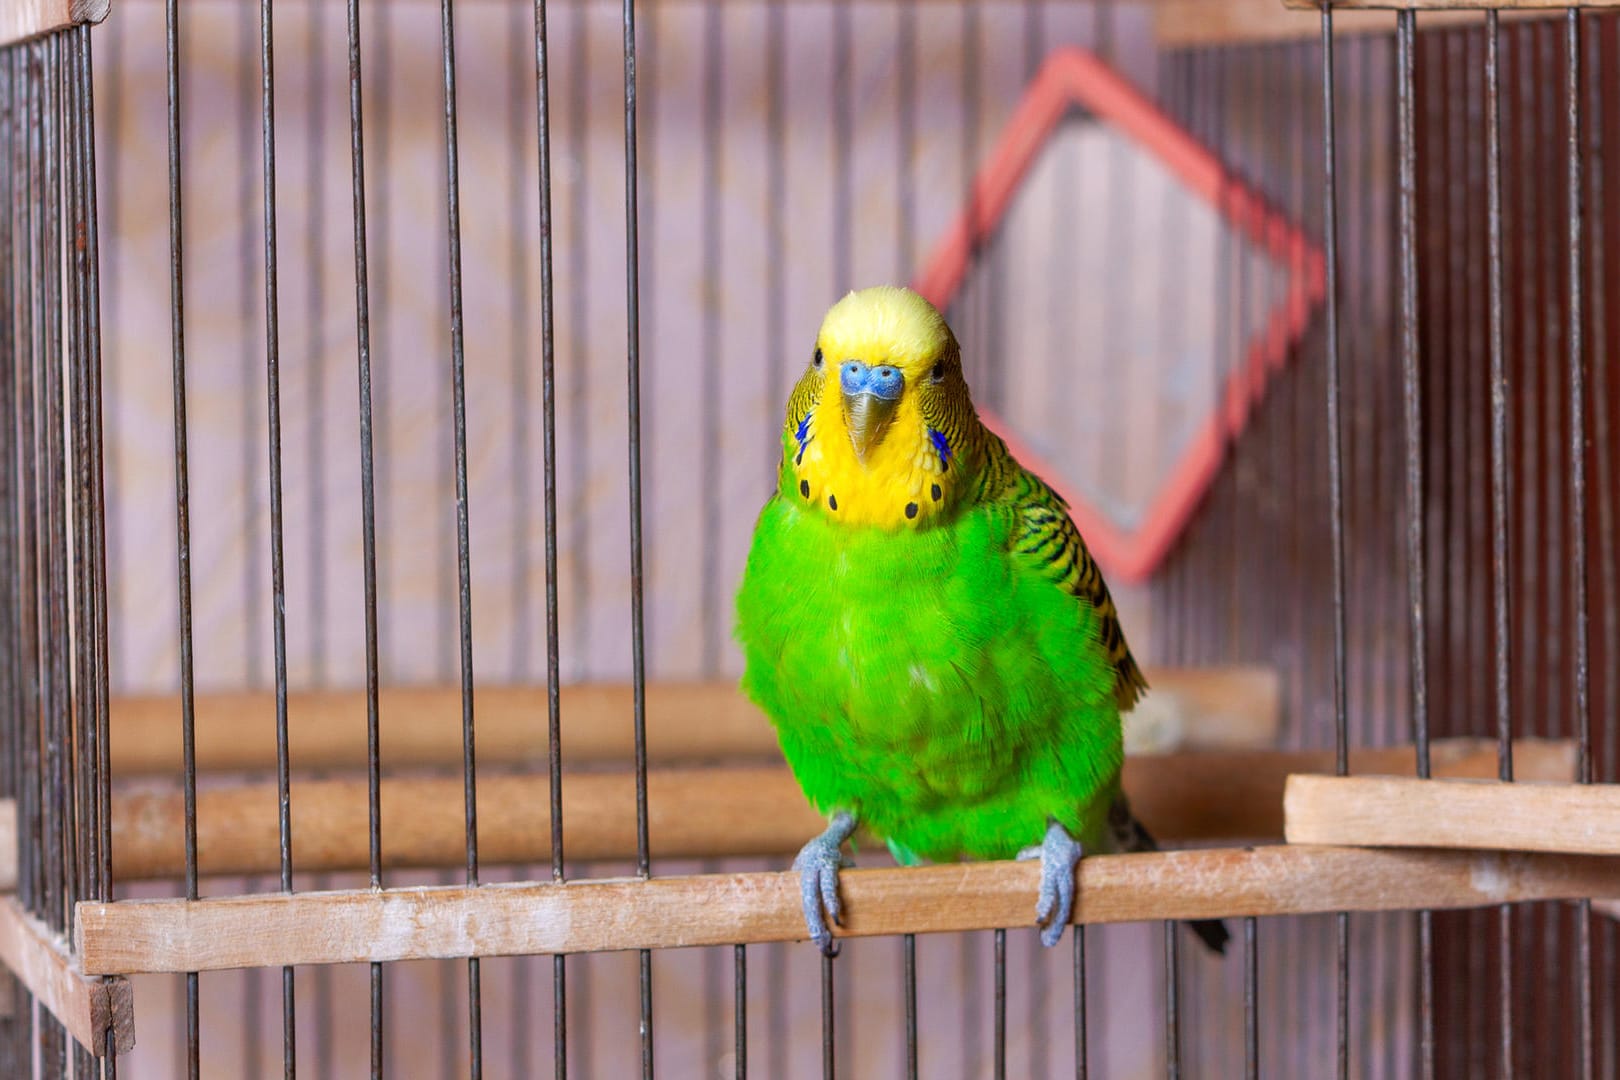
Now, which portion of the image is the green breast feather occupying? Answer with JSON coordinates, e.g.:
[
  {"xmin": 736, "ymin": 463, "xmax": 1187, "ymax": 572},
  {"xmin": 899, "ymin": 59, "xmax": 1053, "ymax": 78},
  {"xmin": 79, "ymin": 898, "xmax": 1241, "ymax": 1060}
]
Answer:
[{"xmin": 734, "ymin": 483, "xmax": 1126, "ymax": 863}]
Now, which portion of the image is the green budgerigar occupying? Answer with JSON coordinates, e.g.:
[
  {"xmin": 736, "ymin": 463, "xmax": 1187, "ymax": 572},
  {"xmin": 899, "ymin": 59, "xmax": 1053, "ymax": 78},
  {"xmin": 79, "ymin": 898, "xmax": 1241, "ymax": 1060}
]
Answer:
[{"xmin": 734, "ymin": 285, "xmax": 1228, "ymax": 955}]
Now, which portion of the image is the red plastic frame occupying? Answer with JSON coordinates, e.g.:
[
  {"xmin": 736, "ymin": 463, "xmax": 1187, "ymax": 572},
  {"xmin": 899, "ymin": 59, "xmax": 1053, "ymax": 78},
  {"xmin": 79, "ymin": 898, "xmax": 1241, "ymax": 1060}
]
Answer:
[{"xmin": 912, "ymin": 47, "xmax": 1325, "ymax": 583}]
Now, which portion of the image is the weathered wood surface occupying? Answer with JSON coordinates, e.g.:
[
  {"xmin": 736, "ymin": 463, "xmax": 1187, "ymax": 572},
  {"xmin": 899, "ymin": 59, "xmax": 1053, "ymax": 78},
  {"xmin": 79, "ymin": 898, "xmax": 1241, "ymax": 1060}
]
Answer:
[
  {"xmin": 1155, "ymin": 0, "xmax": 1552, "ymax": 45},
  {"xmin": 106, "ymin": 739, "xmax": 1575, "ymax": 879},
  {"xmin": 1286, "ymin": 774, "xmax": 1620, "ymax": 854},
  {"xmin": 0, "ymin": 0, "xmax": 107, "ymax": 47},
  {"xmin": 77, "ymin": 844, "xmax": 1620, "ymax": 975},
  {"xmin": 0, "ymin": 898, "xmax": 133, "ymax": 1055},
  {"xmin": 1283, "ymin": 0, "xmax": 1618, "ymax": 8},
  {"xmin": 106, "ymin": 667, "xmax": 1280, "ymax": 775}
]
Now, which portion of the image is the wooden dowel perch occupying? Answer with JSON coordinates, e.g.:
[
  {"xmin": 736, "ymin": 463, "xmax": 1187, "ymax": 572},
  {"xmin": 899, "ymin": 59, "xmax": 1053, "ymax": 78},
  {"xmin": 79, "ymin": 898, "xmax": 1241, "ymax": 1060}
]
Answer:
[
  {"xmin": 1285, "ymin": 774, "xmax": 1620, "ymax": 855},
  {"xmin": 75, "ymin": 844, "xmax": 1620, "ymax": 977},
  {"xmin": 107, "ymin": 668, "xmax": 1280, "ymax": 776},
  {"xmin": 107, "ymin": 738, "xmax": 1575, "ymax": 880},
  {"xmin": 0, "ymin": 898, "xmax": 133, "ymax": 1055}
]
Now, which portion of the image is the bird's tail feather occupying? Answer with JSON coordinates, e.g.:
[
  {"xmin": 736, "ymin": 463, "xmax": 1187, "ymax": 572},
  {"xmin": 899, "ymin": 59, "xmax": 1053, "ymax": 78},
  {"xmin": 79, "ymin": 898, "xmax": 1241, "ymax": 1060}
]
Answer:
[{"xmin": 1108, "ymin": 794, "xmax": 1231, "ymax": 956}]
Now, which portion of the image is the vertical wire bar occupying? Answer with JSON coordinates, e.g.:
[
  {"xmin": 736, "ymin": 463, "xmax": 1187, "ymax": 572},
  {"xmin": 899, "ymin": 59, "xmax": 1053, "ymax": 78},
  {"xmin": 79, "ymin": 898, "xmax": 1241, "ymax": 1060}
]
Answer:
[
  {"xmin": 1244, "ymin": 916, "xmax": 1257, "ymax": 1079},
  {"xmin": 65, "ymin": 33, "xmax": 95, "ymax": 977},
  {"xmin": 1484, "ymin": 14, "xmax": 1516, "ymax": 1079},
  {"xmin": 1395, "ymin": 11, "xmax": 1435, "ymax": 1078},
  {"xmin": 1565, "ymin": 12, "xmax": 1594, "ymax": 1080},
  {"xmin": 33, "ymin": 87, "xmax": 63, "ymax": 1015},
  {"xmin": 1396, "ymin": 10, "xmax": 1427, "ymax": 779},
  {"xmin": 0, "ymin": 45, "xmax": 16, "ymax": 985},
  {"xmin": 903, "ymin": 933, "xmax": 918, "ymax": 1080},
  {"xmin": 80, "ymin": 21, "xmax": 112, "ymax": 914},
  {"xmin": 993, "ymin": 928, "xmax": 1006, "ymax": 1080},
  {"xmin": 65, "ymin": 41, "xmax": 103, "ymax": 1070},
  {"xmin": 897, "ymin": 0, "xmax": 915, "ymax": 275},
  {"xmin": 0, "ymin": 50, "xmax": 19, "ymax": 969},
  {"xmin": 162, "ymin": 0, "xmax": 201, "ymax": 1070},
  {"xmin": 257, "ymin": 0, "xmax": 298, "ymax": 1071},
  {"xmin": 1073, "ymin": 926, "xmax": 1086, "ymax": 1080},
  {"xmin": 1319, "ymin": 13, "xmax": 1352, "ymax": 1075},
  {"xmin": 64, "ymin": 31, "xmax": 92, "ymax": 945},
  {"xmin": 622, "ymin": 0, "xmax": 654, "ymax": 1075},
  {"xmin": 15, "ymin": 43, "xmax": 33, "ymax": 929},
  {"xmin": 1244, "ymin": 46, "xmax": 1270, "ymax": 1068},
  {"xmin": 531, "ymin": 0, "xmax": 566, "ymax": 1075},
  {"xmin": 623, "ymin": 0, "xmax": 649, "ymax": 885},
  {"xmin": 436, "ymin": 0, "xmax": 483, "ymax": 1072},
  {"xmin": 44, "ymin": 29, "xmax": 70, "ymax": 960},
  {"xmin": 1163, "ymin": 922, "xmax": 1179, "ymax": 1079},
  {"xmin": 343, "ymin": 0, "xmax": 385, "ymax": 1070},
  {"xmin": 1320, "ymin": 7, "xmax": 1349, "ymax": 783},
  {"xmin": 22, "ymin": 38, "xmax": 41, "ymax": 928},
  {"xmin": 734, "ymin": 944, "xmax": 746, "ymax": 1079},
  {"xmin": 821, "ymin": 952, "xmax": 835, "ymax": 1080},
  {"xmin": 70, "ymin": 24, "xmax": 104, "ymax": 934}
]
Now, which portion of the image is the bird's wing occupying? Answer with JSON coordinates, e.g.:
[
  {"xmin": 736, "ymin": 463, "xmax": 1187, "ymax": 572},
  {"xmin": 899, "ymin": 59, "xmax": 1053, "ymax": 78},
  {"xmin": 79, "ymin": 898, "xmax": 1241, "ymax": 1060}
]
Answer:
[{"xmin": 986, "ymin": 437, "xmax": 1148, "ymax": 713}]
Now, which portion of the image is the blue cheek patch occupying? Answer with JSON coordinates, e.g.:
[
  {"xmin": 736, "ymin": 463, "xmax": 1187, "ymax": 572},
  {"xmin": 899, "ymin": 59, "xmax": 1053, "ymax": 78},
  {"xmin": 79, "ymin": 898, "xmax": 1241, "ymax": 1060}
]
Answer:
[
  {"xmin": 928, "ymin": 427, "xmax": 952, "ymax": 469},
  {"xmin": 794, "ymin": 412, "xmax": 814, "ymax": 464}
]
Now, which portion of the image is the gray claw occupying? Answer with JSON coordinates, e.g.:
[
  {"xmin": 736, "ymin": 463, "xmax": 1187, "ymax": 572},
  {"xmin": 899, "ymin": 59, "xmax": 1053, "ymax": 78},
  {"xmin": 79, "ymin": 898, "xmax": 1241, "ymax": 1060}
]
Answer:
[
  {"xmin": 792, "ymin": 811, "xmax": 857, "ymax": 956},
  {"xmin": 1031, "ymin": 821, "xmax": 1082, "ymax": 948}
]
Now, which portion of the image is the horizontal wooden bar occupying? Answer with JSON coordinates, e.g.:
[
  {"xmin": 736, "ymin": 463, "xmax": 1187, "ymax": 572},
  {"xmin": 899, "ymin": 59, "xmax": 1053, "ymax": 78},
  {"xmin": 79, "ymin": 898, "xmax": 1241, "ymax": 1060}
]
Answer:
[
  {"xmin": 108, "ymin": 668, "xmax": 1279, "ymax": 776},
  {"xmin": 1285, "ymin": 775, "xmax": 1620, "ymax": 854},
  {"xmin": 1156, "ymin": 0, "xmax": 1550, "ymax": 45},
  {"xmin": 75, "ymin": 844, "xmax": 1620, "ymax": 975},
  {"xmin": 0, "ymin": 0, "xmax": 107, "ymax": 48},
  {"xmin": 107, "ymin": 738, "xmax": 1573, "ymax": 879},
  {"xmin": 111, "ymin": 681, "xmax": 776, "ymax": 775},
  {"xmin": 1282, "ymin": 0, "xmax": 1619, "ymax": 9},
  {"xmin": 0, "ymin": 898, "xmax": 133, "ymax": 1054}
]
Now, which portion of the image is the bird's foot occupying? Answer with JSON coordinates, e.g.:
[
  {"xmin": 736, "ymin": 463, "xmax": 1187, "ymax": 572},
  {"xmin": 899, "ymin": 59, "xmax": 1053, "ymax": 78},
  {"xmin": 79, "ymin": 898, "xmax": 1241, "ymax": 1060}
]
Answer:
[
  {"xmin": 792, "ymin": 811, "xmax": 857, "ymax": 956},
  {"xmin": 1017, "ymin": 821, "xmax": 1082, "ymax": 948}
]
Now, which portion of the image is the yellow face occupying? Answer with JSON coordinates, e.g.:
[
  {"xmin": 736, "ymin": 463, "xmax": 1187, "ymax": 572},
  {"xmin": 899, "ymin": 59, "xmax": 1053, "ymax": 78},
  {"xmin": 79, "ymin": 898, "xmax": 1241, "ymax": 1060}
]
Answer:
[{"xmin": 786, "ymin": 287, "xmax": 975, "ymax": 529}]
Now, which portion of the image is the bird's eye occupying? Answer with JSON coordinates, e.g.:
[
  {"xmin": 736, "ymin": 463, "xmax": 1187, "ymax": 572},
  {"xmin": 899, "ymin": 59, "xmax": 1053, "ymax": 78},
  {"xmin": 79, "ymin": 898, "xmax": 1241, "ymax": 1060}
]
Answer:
[
  {"xmin": 813, "ymin": 348, "xmax": 824, "ymax": 369},
  {"xmin": 930, "ymin": 361, "xmax": 946, "ymax": 383}
]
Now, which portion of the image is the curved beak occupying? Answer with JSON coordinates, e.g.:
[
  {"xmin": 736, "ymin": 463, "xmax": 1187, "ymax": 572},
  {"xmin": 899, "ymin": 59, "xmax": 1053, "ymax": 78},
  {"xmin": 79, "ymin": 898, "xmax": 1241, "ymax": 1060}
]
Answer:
[{"xmin": 843, "ymin": 390, "xmax": 898, "ymax": 462}]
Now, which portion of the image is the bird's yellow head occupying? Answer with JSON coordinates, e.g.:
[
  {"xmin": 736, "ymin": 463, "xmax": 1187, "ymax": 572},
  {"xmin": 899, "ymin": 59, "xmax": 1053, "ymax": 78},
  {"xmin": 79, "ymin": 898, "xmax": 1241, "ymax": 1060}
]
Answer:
[{"xmin": 780, "ymin": 286, "xmax": 982, "ymax": 529}]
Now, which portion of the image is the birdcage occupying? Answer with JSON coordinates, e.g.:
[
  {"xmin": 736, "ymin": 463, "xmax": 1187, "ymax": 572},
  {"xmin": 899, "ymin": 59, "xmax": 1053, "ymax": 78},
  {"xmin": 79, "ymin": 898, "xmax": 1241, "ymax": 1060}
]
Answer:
[{"xmin": 1, "ymin": 0, "xmax": 1618, "ymax": 1075}]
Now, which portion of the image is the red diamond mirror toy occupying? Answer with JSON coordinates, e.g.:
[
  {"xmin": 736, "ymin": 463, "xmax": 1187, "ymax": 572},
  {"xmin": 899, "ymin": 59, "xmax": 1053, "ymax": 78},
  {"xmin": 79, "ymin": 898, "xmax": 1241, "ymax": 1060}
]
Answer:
[{"xmin": 914, "ymin": 48, "xmax": 1324, "ymax": 583}]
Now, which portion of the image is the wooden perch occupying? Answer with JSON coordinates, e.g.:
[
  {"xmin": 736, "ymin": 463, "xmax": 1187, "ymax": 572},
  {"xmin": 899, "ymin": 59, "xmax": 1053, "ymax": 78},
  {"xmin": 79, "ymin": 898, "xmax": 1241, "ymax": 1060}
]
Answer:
[
  {"xmin": 1284, "ymin": 0, "xmax": 1619, "ymax": 8},
  {"xmin": 107, "ymin": 668, "xmax": 1279, "ymax": 777},
  {"xmin": 1285, "ymin": 774, "xmax": 1620, "ymax": 855},
  {"xmin": 106, "ymin": 738, "xmax": 1575, "ymax": 880},
  {"xmin": 1154, "ymin": 0, "xmax": 1552, "ymax": 46},
  {"xmin": 0, "ymin": 0, "xmax": 107, "ymax": 48},
  {"xmin": 0, "ymin": 898, "xmax": 132, "ymax": 1055},
  {"xmin": 76, "ymin": 844, "xmax": 1620, "ymax": 976}
]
